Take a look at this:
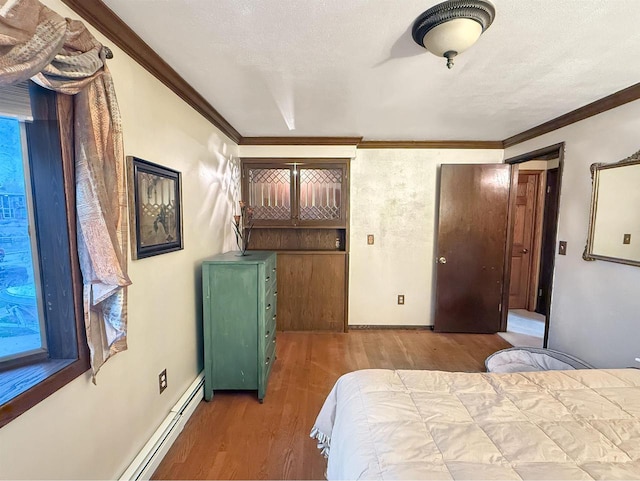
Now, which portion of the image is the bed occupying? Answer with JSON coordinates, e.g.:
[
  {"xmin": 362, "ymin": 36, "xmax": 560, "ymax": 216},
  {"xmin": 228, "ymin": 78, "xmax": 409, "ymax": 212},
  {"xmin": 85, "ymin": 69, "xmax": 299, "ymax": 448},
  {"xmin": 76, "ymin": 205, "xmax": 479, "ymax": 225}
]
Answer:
[{"xmin": 310, "ymin": 369, "xmax": 640, "ymax": 480}]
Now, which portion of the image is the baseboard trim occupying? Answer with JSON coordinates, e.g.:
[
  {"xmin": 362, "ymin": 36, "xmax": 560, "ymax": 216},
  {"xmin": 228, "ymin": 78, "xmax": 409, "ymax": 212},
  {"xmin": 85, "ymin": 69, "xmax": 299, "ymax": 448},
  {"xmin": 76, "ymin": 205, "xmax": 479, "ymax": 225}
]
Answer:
[
  {"xmin": 349, "ymin": 325, "xmax": 434, "ymax": 330},
  {"xmin": 119, "ymin": 372, "xmax": 204, "ymax": 480}
]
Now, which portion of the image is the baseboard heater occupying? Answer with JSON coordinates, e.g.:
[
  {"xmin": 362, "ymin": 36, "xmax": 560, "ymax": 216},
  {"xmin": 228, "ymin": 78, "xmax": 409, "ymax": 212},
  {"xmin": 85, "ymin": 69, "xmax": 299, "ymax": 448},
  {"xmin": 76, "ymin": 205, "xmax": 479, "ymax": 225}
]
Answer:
[{"xmin": 119, "ymin": 372, "xmax": 205, "ymax": 481}]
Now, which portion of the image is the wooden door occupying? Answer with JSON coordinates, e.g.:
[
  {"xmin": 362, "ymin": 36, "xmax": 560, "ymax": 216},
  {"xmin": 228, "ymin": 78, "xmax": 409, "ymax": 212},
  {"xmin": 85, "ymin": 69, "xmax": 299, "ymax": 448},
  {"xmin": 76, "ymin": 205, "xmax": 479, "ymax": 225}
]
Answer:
[
  {"xmin": 434, "ymin": 164, "xmax": 511, "ymax": 333},
  {"xmin": 508, "ymin": 172, "xmax": 540, "ymax": 309}
]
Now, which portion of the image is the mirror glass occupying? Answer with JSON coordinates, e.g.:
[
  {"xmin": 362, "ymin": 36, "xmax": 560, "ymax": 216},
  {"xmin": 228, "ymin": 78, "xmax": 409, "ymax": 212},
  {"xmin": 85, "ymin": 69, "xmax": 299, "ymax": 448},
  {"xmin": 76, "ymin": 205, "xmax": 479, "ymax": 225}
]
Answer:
[{"xmin": 585, "ymin": 151, "xmax": 640, "ymax": 266}]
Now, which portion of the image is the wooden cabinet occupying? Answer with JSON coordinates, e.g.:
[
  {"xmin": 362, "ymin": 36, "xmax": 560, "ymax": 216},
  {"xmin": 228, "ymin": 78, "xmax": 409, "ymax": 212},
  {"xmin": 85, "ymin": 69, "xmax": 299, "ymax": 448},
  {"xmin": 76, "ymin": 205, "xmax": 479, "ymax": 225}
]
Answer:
[
  {"xmin": 202, "ymin": 251, "xmax": 277, "ymax": 402},
  {"xmin": 241, "ymin": 158, "xmax": 350, "ymax": 332},
  {"xmin": 276, "ymin": 253, "xmax": 347, "ymax": 331},
  {"xmin": 242, "ymin": 159, "xmax": 349, "ymax": 228}
]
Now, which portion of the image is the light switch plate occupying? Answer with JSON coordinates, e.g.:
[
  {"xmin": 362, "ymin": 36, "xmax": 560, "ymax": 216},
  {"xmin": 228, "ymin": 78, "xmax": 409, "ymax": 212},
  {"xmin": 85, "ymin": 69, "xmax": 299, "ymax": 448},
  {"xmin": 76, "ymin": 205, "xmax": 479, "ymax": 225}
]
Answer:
[
  {"xmin": 624, "ymin": 234, "xmax": 631, "ymax": 245},
  {"xmin": 397, "ymin": 295, "xmax": 405, "ymax": 305},
  {"xmin": 559, "ymin": 241, "xmax": 567, "ymax": 255},
  {"xmin": 367, "ymin": 234, "xmax": 374, "ymax": 245}
]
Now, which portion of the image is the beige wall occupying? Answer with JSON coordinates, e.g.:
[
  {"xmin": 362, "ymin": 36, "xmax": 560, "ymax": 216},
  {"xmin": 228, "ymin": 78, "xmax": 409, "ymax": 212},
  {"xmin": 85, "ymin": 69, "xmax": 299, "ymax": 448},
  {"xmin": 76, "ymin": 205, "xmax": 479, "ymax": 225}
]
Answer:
[
  {"xmin": 238, "ymin": 145, "xmax": 356, "ymax": 158},
  {"xmin": 504, "ymin": 98, "xmax": 640, "ymax": 368},
  {"xmin": 349, "ymin": 149, "xmax": 503, "ymax": 326},
  {"xmin": 518, "ymin": 158, "xmax": 560, "ymax": 170},
  {"xmin": 0, "ymin": 1, "xmax": 239, "ymax": 478},
  {"xmin": 240, "ymin": 145, "xmax": 503, "ymax": 327}
]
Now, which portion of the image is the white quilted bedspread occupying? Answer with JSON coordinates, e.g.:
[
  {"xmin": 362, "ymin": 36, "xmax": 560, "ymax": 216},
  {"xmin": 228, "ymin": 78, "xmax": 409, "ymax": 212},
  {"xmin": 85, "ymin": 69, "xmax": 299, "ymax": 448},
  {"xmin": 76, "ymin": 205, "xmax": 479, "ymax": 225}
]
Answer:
[{"xmin": 311, "ymin": 369, "xmax": 640, "ymax": 480}]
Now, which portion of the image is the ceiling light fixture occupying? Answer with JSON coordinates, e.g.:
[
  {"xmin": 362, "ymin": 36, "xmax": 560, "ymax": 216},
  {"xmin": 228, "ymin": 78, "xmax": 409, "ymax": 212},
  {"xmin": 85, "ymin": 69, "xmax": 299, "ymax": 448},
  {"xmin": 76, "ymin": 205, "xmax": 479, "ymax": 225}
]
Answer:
[{"xmin": 412, "ymin": 0, "xmax": 495, "ymax": 69}]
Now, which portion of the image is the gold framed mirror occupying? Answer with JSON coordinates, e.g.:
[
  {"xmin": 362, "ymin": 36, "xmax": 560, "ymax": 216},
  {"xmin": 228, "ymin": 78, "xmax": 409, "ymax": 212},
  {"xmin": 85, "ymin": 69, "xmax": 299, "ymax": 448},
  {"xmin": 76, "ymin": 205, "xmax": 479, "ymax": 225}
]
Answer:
[{"xmin": 584, "ymin": 149, "xmax": 640, "ymax": 267}]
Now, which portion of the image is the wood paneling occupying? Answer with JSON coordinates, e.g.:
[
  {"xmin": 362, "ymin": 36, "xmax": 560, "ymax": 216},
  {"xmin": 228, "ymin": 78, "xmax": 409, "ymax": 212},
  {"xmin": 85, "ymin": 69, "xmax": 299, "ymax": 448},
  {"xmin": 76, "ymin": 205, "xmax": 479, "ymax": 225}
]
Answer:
[
  {"xmin": 151, "ymin": 330, "xmax": 511, "ymax": 480},
  {"xmin": 503, "ymin": 83, "xmax": 640, "ymax": 148},
  {"xmin": 250, "ymin": 228, "xmax": 345, "ymax": 251},
  {"xmin": 358, "ymin": 140, "xmax": 504, "ymax": 149},
  {"xmin": 241, "ymin": 136, "xmax": 362, "ymax": 146},
  {"xmin": 276, "ymin": 254, "xmax": 346, "ymax": 331},
  {"xmin": 61, "ymin": 0, "xmax": 242, "ymax": 144}
]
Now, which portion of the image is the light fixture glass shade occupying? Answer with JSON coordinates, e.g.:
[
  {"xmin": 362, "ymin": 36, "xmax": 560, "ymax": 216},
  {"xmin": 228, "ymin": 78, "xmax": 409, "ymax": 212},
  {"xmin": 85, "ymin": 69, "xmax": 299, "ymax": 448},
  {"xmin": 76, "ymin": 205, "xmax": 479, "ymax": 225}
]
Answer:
[
  {"xmin": 421, "ymin": 18, "xmax": 483, "ymax": 58},
  {"xmin": 412, "ymin": 0, "xmax": 495, "ymax": 68}
]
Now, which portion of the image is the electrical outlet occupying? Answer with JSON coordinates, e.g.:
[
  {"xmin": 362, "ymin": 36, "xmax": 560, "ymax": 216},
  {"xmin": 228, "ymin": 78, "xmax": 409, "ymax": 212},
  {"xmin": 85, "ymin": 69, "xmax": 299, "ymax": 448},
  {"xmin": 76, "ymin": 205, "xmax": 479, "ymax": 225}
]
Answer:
[
  {"xmin": 159, "ymin": 369, "xmax": 167, "ymax": 394},
  {"xmin": 397, "ymin": 295, "xmax": 405, "ymax": 305},
  {"xmin": 558, "ymin": 241, "xmax": 567, "ymax": 255},
  {"xmin": 367, "ymin": 234, "xmax": 374, "ymax": 245}
]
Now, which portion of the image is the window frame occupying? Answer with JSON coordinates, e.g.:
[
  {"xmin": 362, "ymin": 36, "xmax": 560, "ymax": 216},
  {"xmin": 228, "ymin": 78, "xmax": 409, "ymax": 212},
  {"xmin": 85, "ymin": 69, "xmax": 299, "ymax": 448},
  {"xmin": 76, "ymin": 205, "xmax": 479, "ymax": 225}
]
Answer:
[{"xmin": 0, "ymin": 84, "xmax": 89, "ymax": 428}]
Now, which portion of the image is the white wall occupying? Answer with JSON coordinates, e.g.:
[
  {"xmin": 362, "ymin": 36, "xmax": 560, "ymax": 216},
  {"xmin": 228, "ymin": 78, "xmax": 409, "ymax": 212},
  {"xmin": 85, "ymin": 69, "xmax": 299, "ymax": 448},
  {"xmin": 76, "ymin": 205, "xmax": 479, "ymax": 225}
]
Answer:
[
  {"xmin": 349, "ymin": 149, "xmax": 503, "ymax": 326},
  {"xmin": 505, "ymin": 99, "xmax": 640, "ymax": 368},
  {"xmin": 0, "ymin": 1, "xmax": 239, "ymax": 478}
]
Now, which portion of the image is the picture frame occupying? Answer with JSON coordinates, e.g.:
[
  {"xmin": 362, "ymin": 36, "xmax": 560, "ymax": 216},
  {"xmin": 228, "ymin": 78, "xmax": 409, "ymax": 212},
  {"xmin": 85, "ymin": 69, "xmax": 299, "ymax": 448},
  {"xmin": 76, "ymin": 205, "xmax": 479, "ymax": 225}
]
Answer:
[{"xmin": 126, "ymin": 156, "xmax": 183, "ymax": 259}]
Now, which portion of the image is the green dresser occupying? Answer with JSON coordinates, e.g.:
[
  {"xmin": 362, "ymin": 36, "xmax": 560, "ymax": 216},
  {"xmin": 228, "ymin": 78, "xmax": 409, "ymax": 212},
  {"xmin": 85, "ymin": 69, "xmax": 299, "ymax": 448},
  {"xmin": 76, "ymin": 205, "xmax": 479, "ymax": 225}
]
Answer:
[{"xmin": 202, "ymin": 251, "xmax": 277, "ymax": 402}]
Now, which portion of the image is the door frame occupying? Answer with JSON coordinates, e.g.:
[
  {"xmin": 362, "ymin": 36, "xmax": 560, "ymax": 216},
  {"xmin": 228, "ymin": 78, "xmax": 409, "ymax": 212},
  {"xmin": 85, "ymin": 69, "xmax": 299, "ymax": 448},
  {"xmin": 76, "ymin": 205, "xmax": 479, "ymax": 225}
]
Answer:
[{"xmin": 500, "ymin": 142, "xmax": 565, "ymax": 348}]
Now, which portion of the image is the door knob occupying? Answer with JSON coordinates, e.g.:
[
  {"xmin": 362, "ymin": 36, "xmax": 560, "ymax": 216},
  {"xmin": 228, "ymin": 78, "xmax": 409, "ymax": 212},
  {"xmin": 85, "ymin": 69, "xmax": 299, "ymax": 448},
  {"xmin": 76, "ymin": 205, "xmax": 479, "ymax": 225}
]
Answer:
[
  {"xmin": 522, "ymin": 248, "xmax": 529, "ymax": 254},
  {"xmin": 438, "ymin": 257, "xmax": 447, "ymax": 264}
]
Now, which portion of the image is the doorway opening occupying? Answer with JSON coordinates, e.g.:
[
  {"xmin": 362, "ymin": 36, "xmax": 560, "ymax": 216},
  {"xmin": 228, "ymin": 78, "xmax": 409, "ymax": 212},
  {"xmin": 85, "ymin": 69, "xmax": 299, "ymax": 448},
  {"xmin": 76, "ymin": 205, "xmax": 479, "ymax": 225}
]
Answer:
[{"xmin": 500, "ymin": 143, "xmax": 565, "ymax": 348}]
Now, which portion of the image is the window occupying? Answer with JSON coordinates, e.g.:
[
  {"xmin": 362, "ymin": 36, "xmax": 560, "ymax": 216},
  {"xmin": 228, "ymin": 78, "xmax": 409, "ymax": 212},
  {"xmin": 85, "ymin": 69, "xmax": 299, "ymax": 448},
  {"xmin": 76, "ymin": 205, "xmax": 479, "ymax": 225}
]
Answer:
[
  {"xmin": 0, "ymin": 116, "xmax": 47, "ymax": 364},
  {"xmin": 0, "ymin": 83, "xmax": 88, "ymax": 428}
]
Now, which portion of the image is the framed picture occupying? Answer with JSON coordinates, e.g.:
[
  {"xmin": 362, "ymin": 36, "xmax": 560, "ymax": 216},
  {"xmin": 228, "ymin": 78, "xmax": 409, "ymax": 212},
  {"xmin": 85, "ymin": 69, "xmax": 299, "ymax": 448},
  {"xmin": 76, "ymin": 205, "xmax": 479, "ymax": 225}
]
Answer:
[{"xmin": 126, "ymin": 156, "xmax": 183, "ymax": 259}]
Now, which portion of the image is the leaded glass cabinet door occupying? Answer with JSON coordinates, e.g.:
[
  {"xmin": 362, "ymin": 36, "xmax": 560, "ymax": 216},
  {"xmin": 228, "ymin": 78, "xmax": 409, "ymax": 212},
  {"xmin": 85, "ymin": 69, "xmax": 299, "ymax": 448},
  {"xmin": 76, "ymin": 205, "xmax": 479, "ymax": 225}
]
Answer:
[
  {"xmin": 243, "ymin": 164, "xmax": 294, "ymax": 226},
  {"xmin": 242, "ymin": 160, "xmax": 348, "ymax": 227},
  {"xmin": 296, "ymin": 164, "xmax": 347, "ymax": 227}
]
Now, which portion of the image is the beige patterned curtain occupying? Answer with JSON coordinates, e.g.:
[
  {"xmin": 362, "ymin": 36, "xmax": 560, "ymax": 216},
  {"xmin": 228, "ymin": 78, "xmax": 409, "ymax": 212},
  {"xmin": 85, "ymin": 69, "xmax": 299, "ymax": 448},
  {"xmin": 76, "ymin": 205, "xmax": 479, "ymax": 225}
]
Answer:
[{"xmin": 0, "ymin": 0, "xmax": 131, "ymax": 379}]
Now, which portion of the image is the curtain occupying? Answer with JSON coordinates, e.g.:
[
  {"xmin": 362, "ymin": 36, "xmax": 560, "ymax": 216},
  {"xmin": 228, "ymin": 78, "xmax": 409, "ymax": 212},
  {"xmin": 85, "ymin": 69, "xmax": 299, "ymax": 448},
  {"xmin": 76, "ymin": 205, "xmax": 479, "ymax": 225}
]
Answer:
[{"xmin": 0, "ymin": 0, "xmax": 131, "ymax": 379}]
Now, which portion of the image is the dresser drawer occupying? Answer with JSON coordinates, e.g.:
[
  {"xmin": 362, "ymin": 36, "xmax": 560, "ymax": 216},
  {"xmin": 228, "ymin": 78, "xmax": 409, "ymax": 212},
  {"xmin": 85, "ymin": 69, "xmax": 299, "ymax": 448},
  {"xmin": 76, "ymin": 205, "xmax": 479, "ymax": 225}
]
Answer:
[
  {"xmin": 266, "ymin": 254, "xmax": 277, "ymax": 278},
  {"xmin": 262, "ymin": 334, "xmax": 276, "ymax": 376},
  {"xmin": 264, "ymin": 269, "xmax": 276, "ymax": 293},
  {"xmin": 264, "ymin": 308, "xmax": 277, "ymax": 340},
  {"xmin": 263, "ymin": 326, "xmax": 276, "ymax": 354},
  {"xmin": 264, "ymin": 296, "xmax": 276, "ymax": 326}
]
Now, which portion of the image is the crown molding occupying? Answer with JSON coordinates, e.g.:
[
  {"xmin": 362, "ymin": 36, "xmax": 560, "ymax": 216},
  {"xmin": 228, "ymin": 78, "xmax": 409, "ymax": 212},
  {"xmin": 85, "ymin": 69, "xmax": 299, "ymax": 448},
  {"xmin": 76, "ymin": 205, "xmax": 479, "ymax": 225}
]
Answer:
[
  {"xmin": 503, "ymin": 82, "xmax": 640, "ymax": 148},
  {"xmin": 241, "ymin": 138, "xmax": 503, "ymax": 149},
  {"xmin": 240, "ymin": 136, "xmax": 363, "ymax": 146},
  {"xmin": 358, "ymin": 140, "xmax": 504, "ymax": 149},
  {"xmin": 61, "ymin": 0, "xmax": 242, "ymax": 144}
]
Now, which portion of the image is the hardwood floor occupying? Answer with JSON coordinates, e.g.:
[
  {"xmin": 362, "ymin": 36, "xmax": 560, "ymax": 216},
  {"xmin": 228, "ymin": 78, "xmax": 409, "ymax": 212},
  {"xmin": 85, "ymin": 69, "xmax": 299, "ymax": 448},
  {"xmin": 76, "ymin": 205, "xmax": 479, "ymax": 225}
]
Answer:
[{"xmin": 152, "ymin": 330, "xmax": 511, "ymax": 480}]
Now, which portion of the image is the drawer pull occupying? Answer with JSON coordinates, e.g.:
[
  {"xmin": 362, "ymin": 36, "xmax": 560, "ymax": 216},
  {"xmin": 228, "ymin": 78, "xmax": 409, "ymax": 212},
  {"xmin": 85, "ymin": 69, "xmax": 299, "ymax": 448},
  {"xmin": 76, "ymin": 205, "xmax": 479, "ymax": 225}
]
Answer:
[
  {"xmin": 265, "ymin": 357, "xmax": 271, "ymax": 365},
  {"xmin": 266, "ymin": 304, "xmax": 271, "ymax": 311},
  {"xmin": 274, "ymin": 291, "xmax": 277, "ymax": 297},
  {"xmin": 265, "ymin": 276, "xmax": 270, "ymax": 282},
  {"xmin": 265, "ymin": 330, "xmax": 270, "ymax": 338},
  {"xmin": 272, "ymin": 315, "xmax": 276, "ymax": 321},
  {"xmin": 273, "ymin": 267, "xmax": 277, "ymax": 272},
  {"xmin": 273, "ymin": 338, "xmax": 276, "ymax": 344}
]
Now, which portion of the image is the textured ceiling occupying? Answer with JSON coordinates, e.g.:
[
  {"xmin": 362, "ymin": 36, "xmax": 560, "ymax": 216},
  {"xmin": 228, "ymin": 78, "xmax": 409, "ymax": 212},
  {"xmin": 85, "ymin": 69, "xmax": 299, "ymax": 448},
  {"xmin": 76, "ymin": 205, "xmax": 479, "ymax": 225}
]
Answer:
[{"xmin": 102, "ymin": 0, "xmax": 640, "ymax": 140}]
